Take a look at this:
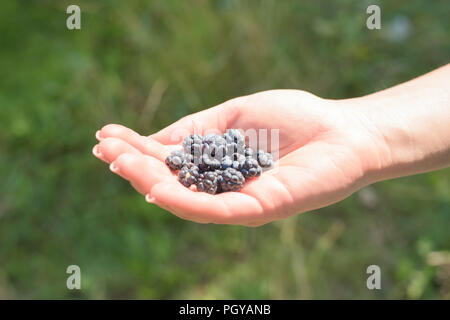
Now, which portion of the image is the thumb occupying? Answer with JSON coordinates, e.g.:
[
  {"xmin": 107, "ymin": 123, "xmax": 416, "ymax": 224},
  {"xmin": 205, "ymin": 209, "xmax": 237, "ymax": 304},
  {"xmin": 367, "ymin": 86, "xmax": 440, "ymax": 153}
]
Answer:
[{"xmin": 149, "ymin": 97, "xmax": 244, "ymax": 145}]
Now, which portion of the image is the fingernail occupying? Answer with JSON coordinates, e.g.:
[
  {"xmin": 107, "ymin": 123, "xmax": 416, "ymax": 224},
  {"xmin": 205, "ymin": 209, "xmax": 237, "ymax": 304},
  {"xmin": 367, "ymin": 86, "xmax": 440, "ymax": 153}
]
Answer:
[
  {"xmin": 92, "ymin": 145, "xmax": 102, "ymax": 157},
  {"xmin": 95, "ymin": 130, "xmax": 103, "ymax": 140},
  {"xmin": 145, "ymin": 194, "xmax": 156, "ymax": 203},
  {"xmin": 109, "ymin": 162, "xmax": 119, "ymax": 172}
]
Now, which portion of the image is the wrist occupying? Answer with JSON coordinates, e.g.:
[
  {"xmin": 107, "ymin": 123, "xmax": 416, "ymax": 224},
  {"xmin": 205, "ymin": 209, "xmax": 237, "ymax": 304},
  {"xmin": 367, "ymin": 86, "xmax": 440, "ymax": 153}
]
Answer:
[
  {"xmin": 332, "ymin": 96, "xmax": 396, "ymax": 184},
  {"xmin": 346, "ymin": 89, "xmax": 450, "ymax": 183}
]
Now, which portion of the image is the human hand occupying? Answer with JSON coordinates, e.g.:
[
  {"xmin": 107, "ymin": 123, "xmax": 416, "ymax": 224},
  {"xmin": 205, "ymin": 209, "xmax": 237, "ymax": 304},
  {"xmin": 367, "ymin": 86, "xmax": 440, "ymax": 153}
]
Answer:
[{"xmin": 92, "ymin": 89, "xmax": 387, "ymax": 226}]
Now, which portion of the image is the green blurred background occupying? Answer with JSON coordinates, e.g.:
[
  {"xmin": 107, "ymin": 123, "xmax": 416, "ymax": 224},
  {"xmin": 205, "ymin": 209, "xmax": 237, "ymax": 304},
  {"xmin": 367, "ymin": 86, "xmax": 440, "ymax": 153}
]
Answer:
[{"xmin": 0, "ymin": 0, "xmax": 449, "ymax": 299}]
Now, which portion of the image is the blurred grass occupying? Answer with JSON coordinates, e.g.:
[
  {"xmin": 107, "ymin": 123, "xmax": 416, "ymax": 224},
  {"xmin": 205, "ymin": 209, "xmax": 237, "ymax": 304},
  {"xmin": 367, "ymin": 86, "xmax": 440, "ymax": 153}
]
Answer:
[{"xmin": 0, "ymin": 0, "xmax": 449, "ymax": 299}]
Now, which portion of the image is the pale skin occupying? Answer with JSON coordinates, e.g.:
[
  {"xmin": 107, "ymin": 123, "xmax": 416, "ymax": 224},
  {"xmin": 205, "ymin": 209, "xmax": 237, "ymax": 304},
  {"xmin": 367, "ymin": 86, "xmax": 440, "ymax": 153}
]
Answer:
[{"xmin": 92, "ymin": 64, "xmax": 450, "ymax": 226}]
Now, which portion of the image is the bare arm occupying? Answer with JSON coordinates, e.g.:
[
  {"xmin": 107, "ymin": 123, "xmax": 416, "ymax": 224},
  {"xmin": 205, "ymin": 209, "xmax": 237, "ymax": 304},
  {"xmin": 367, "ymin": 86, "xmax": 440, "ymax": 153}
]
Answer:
[
  {"xmin": 93, "ymin": 64, "xmax": 450, "ymax": 225},
  {"xmin": 342, "ymin": 64, "xmax": 450, "ymax": 182}
]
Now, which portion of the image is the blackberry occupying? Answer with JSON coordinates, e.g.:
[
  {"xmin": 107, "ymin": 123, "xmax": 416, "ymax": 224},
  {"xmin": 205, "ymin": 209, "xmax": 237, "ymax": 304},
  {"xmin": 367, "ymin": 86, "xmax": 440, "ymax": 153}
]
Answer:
[
  {"xmin": 178, "ymin": 163, "xmax": 200, "ymax": 187},
  {"xmin": 203, "ymin": 135, "xmax": 227, "ymax": 160},
  {"xmin": 225, "ymin": 143, "xmax": 235, "ymax": 156},
  {"xmin": 196, "ymin": 170, "xmax": 220, "ymax": 194},
  {"xmin": 213, "ymin": 169, "xmax": 223, "ymax": 193},
  {"xmin": 244, "ymin": 147, "xmax": 253, "ymax": 157},
  {"xmin": 257, "ymin": 149, "xmax": 273, "ymax": 168},
  {"xmin": 225, "ymin": 142, "xmax": 245, "ymax": 157},
  {"xmin": 231, "ymin": 153, "xmax": 245, "ymax": 162},
  {"xmin": 204, "ymin": 133, "xmax": 226, "ymax": 146},
  {"xmin": 196, "ymin": 153, "xmax": 220, "ymax": 172},
  {"xmin": 165, "ymin": 150, "xmax": 186, "ymax": 170},
  {"xmin": 228, "ymin": 153, "xmax": 245, "ymax": 170},
  {"xmin": 182, "ymin": 134, "xmax": 204, "ymax": 158},
  {"xmin": 166, "ymin": 129, "xmax": 273, "ymax": 194},
  {"xmin": 185, "ymin": 153, "xmax": 194, "ymax": 164},
  {"xmin": 220, "ymin": 156, "xmax": 233, "ymax": 170},
  {"xmin": 223, "ymin": 129, "xmax": 245, "ymax": 144},
  {"xmin": 223, "ymin": 129, "xmax": 245, "ymax": 156},
  {"xmin": 240, "ymin": 156, "xmax": 261, "ymax": 178},
  {"xmin": 219, "ymin": 168, "xmax": 245, "ymax": 192}
]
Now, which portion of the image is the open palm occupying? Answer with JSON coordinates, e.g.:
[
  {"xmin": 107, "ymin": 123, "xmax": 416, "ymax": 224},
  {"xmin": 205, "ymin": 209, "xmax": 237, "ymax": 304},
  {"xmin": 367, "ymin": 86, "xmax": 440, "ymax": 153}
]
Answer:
[{"xmin": 93, "ymin": 90, "xmax": 382, "ymax": 226}]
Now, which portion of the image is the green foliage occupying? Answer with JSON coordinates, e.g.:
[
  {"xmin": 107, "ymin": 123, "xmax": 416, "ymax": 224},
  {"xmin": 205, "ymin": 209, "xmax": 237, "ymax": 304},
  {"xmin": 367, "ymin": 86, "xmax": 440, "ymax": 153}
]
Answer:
[{"xmin": 0, "ymin": 0, "xmax": 449, "ymax": 299}]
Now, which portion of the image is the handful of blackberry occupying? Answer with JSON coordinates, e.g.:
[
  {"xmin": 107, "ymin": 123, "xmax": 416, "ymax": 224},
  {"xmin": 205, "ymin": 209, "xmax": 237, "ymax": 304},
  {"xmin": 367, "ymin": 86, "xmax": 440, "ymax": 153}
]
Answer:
[{"xmin": 165, "ymin": 129, "xmax": 273, "ymax": 194}]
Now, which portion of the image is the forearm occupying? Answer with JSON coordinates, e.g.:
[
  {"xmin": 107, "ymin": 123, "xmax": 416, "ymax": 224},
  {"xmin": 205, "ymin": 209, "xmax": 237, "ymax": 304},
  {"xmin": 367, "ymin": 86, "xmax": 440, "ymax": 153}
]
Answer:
[{"xmin": 348, "ymin": 64, "xmax": 450, "ymax": 182}]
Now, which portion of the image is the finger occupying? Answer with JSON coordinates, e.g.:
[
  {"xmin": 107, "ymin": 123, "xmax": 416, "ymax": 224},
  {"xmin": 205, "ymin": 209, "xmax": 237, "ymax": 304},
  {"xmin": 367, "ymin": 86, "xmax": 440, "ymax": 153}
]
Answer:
[
  {"xmin": 97, "ymin": 124, "xmax": 171, "ymax": 161},
  {"xmin": 93, "ymin": 137, "xmax": 142, "ymax": 164},
  {"xmin": 242, "ymin": 220, "xmax": 271, "ymax": 227},
  {"xmin": 110, "ymin": 153, "xmax": 172, "ymax": 194},
  {"xmin": 149, "ymin": 97, "xmax": 244, "ymax": 145},
  {"xmin": 108, "ymin": 153, "xmax": 211, "ymax": 223},
  {"xmin": 239, "ymin": 169, "xmax": 297, "ymax": 220},
  {"xmin": 96, "ymin": 124, "xmax": 133, "ymax": 141},
  {"xmin": 149, "ymin": 182, "xmax": 265, "ymax": 225},
  {"xmin": 115, "ymin": 155, "xmax": 268, "ymax": 224},
  {"xmin": 92, "ymin": 145, "xmax": 107, "ymax": 163},
  {"xmin": 109, "ymin": 152, "xmax": 272, "ymax": 225},
  {"xmin": 110, "ymin": 154, "xmax": 201, "ymax": 223},
  {"xmin": 146, "ymin": 182, "xmax": 220, "ymax": 224}
]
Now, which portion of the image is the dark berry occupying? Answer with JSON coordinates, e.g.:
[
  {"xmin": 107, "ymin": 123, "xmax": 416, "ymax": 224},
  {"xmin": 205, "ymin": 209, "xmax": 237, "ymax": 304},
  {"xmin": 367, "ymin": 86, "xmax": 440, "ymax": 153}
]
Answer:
[
  {"xmin": 231, "ymin": 161, "xmax": 241, "ymax": 170},
  {"xmin": 224, "ymin": 129, "xmax": 245, "ymax": 145},
  {"xmin": 196, "ymin": 170, "xmax": 220, "ymax": 194},
  {"xmin": 232, "ymin": 153, "xmax": 245, "ymax": 162},
  {"xmin": 174, "ymin": 130, "xmax": 272, "ymax": 194},
  {"xmin": 221, "ymin": 156, "xmax": 233, "ymax": 170},
  {"xmin": 241, "ymin": 156, "xmax": 261, "ymax": 178},
  {"xmin": 165, "ymin": 150, "xmax": 186, "ymax": 170},
  {"xmin": 227, "ymin": 153, "xmax": 244, "ymax": 170},
  {"xmin": 204, "ymin": 134, "xmax": 226, "ymax": 146},
  {"xmin": 183, "ymin": 134, "xmax": 204, "ymax": 157},
  {"xmin": 244, "ymin": 147, "xmax": 253, "ymax": 157},
  {"xmin": 203, "ymin": 137, "xmax": 226, "ymax": 159},
  {"xmin": 257, "ymin": 150, "xmax": 273, "ymax": 168},
  {"xmin": 198, "ymin": 153, "xmax": 221, "ymax": 171},
  {"xmin": 178, "ymin": 163, "xmax": 200, "ymax": 187},
  {"xmin": 219, "ymin": 168, "xmax": 245, "ymax": 192}
]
